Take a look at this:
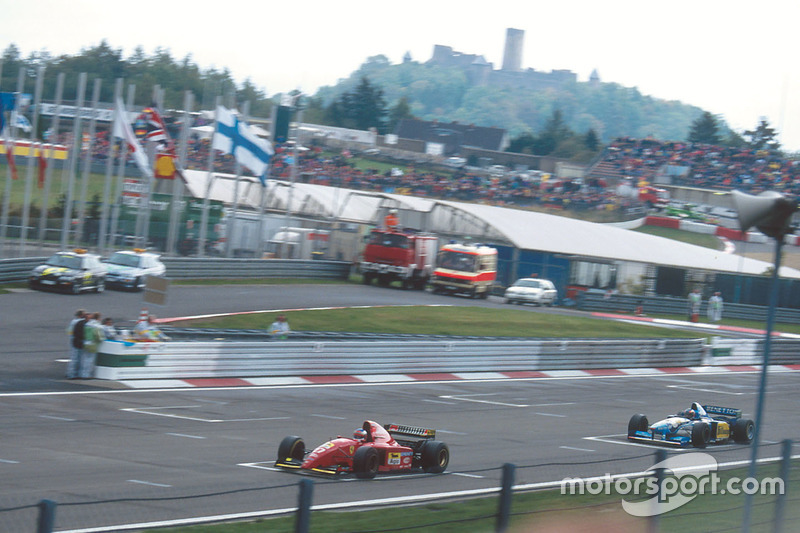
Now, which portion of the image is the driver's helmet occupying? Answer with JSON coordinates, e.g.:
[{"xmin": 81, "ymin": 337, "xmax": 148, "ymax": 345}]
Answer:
[
  {"xmin": 353, "ymin": 428, "xmax": 368, "ymax": 440},
  {"xmin": 682, "ymin": 409, "xmax": 696, "ymax": 419}
]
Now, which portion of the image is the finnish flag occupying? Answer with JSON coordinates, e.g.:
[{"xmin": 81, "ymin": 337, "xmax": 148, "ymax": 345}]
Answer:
[{"xmin": 212, "ymin": 105, "xmax": 274, "ymax": 185}]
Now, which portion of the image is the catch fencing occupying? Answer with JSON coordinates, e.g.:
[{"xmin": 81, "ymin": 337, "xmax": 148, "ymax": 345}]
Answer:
[
  {"xmin": 8, "ymin": 440, "xmax": 798, "ymax": 532},
  {"xmin": 576, "ymin": 291, "xmax": 800, "ymax": 324}
]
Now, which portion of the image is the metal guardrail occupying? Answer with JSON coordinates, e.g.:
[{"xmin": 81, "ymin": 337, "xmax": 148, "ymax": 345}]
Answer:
[
  {"xmin": 95, "ymin": 337, "xmax": 705, "ymax": 380},
  {"xmin": 0, "ymin": 257, "xmax": 351, "ymax": 284},
  {"xmin": 577, "ymin": 291, "xmax": 800, "ymax": 324}
]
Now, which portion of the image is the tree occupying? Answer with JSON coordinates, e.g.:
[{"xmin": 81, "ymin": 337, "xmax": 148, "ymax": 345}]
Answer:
[
  {"xmin": 325, "ymin": 76, "xmax": 388, "ymax": 133},
  {"xmin": 743, "ymin": 118, "xmax": 781, "ymax": 152},
  {"xmin": 687, "ymin": 111, "xmax": 721, "ymax": 144},
  {"xmin": 584, "ymin": 129, "xmax": 600, "ymax": 152},
  {"xmin": 387, "ymin": 96, "xmax": 414, "ymax": 133}
]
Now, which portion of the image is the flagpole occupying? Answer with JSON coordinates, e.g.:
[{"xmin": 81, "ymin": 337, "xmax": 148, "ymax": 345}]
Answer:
[
  {"xmin": 198, "ymin": 96, "xmax": 221, "ymax": 257},
  {"xmin": 98, "ymin": 78, "xmax": 123, "ymax": 255},
  {"xmin": 109, "ymin": 84, "xmax": 136, "ymax": 251},
  {"xmin": 19, "ymin": 65, "xmax": 45, "ymax": 255},
  {"xmin": 226, "ymin": 100, "xmax": 249, "ymax": 257},
  {"xmin": 37, "ymin": 72, "xmax": 65, "ymax": 252},
  {"xmin": 0, "ymin": 67, "xmax": 25, "ymax": 257},
  {"xmin": 60, "ymin": 72, "xmax": 87, "ymax": 251},
  {"xmin": 167, "ymin": 90, "xmax": 193, "ymax": 256},
  {"xmin": 74, "ymin": 77, "xmax": 101, "ymax": 248}
]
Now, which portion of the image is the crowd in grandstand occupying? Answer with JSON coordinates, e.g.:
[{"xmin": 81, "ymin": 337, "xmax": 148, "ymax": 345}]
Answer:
[{"xmin": 47, "ymin": 129, "xmax": 799, "ymax": 211}]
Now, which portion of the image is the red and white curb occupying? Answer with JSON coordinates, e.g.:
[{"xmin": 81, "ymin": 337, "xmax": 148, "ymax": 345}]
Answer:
[
  {"xmin": 119, "ymin": 364, "xmax": 800, "ymax": 389},
  {"xmin": 591, "ymin": 312, "xmax": 800, "ymax": 339}
]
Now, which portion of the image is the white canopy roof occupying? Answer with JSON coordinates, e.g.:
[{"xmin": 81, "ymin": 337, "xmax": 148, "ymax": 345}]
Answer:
[{"xmin": 180, "ymin": 169, "xmax": 800, "ymax": 278}]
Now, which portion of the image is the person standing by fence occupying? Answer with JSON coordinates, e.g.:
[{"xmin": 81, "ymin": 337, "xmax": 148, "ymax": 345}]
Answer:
[
  {"xmin": 707, "ymin": 291, "xmax": 724, "ymax": 322},
  {"xmin": 688, "ymin": 288, "xmax": 702, "ymax": 323}
]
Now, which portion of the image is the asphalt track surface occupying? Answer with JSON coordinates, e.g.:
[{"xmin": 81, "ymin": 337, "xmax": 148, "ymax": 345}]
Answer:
[{"xmin": 3, "ymin": 283, "xmax": 797, "ymax": 531}]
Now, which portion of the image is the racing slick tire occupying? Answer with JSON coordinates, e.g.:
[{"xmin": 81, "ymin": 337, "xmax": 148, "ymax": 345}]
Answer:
[
  {"xmin": 628, "ymin": 414, "xmax": 649, "ymax": 436},
  {"xmin": 420, "ymin": 440, "xmax": 450, "ymax": 473},
  {"xmin": 353, "ymin": 446, "xmax": 379, "ymax": 479},
  {"xmin": 691, "ymin": 422, "xmax": 711, "ymax": 448},
  {"xmin": 277, "ymin": 436, "xmax": 305, "ymax": 462},
  {"xmin": 95, "ymin": 279, "xmax": 105, "ymax": 293},
  {"xmin": 71, "ymin": 282, "xmax": 81, "ymax": 295},
  {"xmin": 733, "ymin": 418, "xmax": 755, "ymax": 444}
]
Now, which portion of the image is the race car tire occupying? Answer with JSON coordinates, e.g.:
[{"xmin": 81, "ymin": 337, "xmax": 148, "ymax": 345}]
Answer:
[
  {"xmin": 692, "ymin": 422, "xmax": 711, "ymax": 448},
  {"xmin": 134, "ymin": 277, "xmax": 143, "ymax": 291},
  {"xmin": 353, "ymin": 446, "xmax": 379, "ymax": 479},
  {"xmin": 95, "ymin": 280, "xmax": 105, "ymax": 293},
  {"xmin": 277, "ymin": 436, "xmax": 305, "ymax": 462},
  {"xmin": 733, "ymin": 418, "xmax": 755, "ymax": 444},
  {"xmin": 421, "ymin": 440, "xmax": 450, "ymax": 473},
  {"xmin": 71, "ymin": 283, "xmax": 81, "ymax": 295},
  {"xmin": 628, "ymin": 414, "xmax": 649, "ymax": 436}
]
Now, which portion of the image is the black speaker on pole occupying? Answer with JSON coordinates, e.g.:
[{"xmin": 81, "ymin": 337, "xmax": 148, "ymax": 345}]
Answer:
[{"xmin": 731, "ymin": 190, "xmax": 798, "ymax": 239}]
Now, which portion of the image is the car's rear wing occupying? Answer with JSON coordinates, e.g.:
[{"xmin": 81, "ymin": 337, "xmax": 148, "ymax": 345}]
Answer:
[
  {"xmin": 703, "ymin": 405, "xmax": 742, "ymax": 418},
  {"xmin": 385, "ymin": 423, "xmax": 436, "ymax": 440}
]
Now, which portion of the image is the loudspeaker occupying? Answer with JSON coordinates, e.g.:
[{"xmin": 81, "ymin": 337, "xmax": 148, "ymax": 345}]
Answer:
[{"xmin": 731, "ymin": 190, "xmax": 798, "ymax": 239}]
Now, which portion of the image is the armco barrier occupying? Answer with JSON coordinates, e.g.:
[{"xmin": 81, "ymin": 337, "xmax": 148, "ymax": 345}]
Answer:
[
  {"xmin": 0, "ymin": 256, "xmax": 351, "ymax": 284},
  {"xmin": 94, "ymin": 338, "xmax": 705, "ymax": 380}
]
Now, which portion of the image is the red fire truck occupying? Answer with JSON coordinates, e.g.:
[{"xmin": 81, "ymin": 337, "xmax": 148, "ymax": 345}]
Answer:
[{"xmin": 360, "ymin": 229, "xmax": 438, "ymax": 289}]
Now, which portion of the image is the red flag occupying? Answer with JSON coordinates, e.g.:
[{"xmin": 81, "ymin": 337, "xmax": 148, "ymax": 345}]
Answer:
[
  {"xmin": 5, "ymin": 142, "xmax": 18, "ymax": 180},
  {"xmin": 38, "ymin": 143, "xmax": 48, "ymax": 188}
]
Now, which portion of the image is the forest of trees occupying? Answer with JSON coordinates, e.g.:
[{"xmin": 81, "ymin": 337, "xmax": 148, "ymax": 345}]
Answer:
[{"xmin": 0, "ymin": 42, "xmax": 787, "ymax": 161}]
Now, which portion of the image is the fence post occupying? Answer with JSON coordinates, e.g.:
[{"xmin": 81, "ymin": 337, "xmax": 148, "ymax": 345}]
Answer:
[
  {"xmin": 774, "ymin": 439, "xmax": 792, "ymax": 533},
  {"xmin": 296, "ymin": 478, "xmax": 314, "ymax": 533},
  {"xmin": 37, "ymin": 499, "xmax": 57, "ymax": 533},
  {"xmin": 496, "ymin": 462, "xmax": 515, "ymax": 533},
  {"xmin": 648, "ymin": 449, "xmax": 666, "ymax": 533}
]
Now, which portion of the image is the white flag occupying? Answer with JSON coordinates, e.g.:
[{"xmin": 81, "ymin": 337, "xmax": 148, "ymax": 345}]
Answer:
[
  {"xmin": 212, "ymin": 105, "xmax": 274, "ymax": 185},
  {"xmin": 112, "ymin": 98, "xmax": 151, "ymax": 178}
]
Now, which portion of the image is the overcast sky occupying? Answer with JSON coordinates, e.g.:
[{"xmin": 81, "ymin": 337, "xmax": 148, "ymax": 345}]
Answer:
[{"xmin": 2, "ymin": 0, "xmax": 799, "ymax": 150}]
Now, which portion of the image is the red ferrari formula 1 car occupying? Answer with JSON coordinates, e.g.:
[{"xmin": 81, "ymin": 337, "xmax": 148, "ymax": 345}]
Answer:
[{"xmin": 275, "ymin": 420, "xmax": 450, "ymax": 479}]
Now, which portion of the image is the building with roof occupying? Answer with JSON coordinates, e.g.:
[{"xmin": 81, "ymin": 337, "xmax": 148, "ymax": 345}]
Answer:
[{"xmin": 182, "ymin": 169, "xmax": 800, "ymax": 306}]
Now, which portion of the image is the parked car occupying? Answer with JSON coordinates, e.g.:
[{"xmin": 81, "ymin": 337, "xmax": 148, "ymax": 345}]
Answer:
[
  {"xmin": 504, "ymin": 278, "xmax": 557, "ymax": 306},
  {"xmin": 29, "ymin": 249, "xmax": 107, "ymax": 294},
  {"xmin": 103, "ymin": 249, "xmax": 166, "ymax": 291}
]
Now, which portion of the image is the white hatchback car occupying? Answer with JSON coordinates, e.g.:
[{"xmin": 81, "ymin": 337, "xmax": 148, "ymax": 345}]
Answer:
[
  {"xmin": 504, "ymin": 278, "xmax": 557, "ymax": 306},
  {"xmin": 104, "ymin": 249, "xmax": 166, "ymax": 291}
]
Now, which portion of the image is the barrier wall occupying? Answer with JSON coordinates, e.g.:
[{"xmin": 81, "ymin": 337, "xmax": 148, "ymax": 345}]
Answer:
[{"xmin": 94, "ymin": 338, "xmax": 706, "ymax": 380}]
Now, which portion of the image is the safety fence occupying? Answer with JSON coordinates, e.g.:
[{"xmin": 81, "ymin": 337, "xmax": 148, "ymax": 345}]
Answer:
[
  {"xmin": 576, "ymin": 291, "xmax": 800, "ymax": 324},
  {"xmin": 93, "ymin": 337, "xmax": 706, "ymax": 380},
  {"xmin": 6, "ymin": 440, "xmax": 797, "ymax": 532},
  {"xmin": 0, "ymin": 256, "xmax": 351, "ymax": 284}
]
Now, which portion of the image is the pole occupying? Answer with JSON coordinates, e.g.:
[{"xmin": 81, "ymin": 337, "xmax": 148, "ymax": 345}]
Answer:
[
  {"xmin": 226, "ymin": 100, "xmax": 248, "ymax": 257},
  {"xmin": 0, "ymin": 67, "xmax": 25, "ymax": 256},
  {"xmin": 496, "ymin": 463, "xmax": 515, "ymax": 533},
  {"xmin": 74, "ymin": 77, "xmax": 101, "ymax": 247},
  {"xmin": 20, "ymin": 65, "xmax": 45, "ymax": 254},
  {"xmin": 198, "ymin": 96, "xmax": 221, "ymax": 257},
  {"xmin": 98, "ymin": 78, "xmax": 123, "ymax": 254},
  {"xmin": 60, "ymin": 72, "xmax": 87, "ymax": 251},
  {"xmin": 295, "ymin": 478, "xmax": 314, "ymax": 533},
  {"xmin": 37, "ymin": 72, "xmax": 65, "ymax": 251},
  {"xmin": 773, "ymin": 439, "xmax": 792, "ymax": 533},
  {"xmin": 109, "ymin": 84, "xmax": 135, "ymax": 249},
  {"xmin": 166, "ymin": 90, "xmax": 193, "ymax": 256},
  {"xmin": 742, "ymin": 236, "xmax": 784, "ymax": 532}
]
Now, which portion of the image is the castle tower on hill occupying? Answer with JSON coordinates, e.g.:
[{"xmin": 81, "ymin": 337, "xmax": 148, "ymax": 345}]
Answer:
[
  {"xmin": 427, "ymin": 28, "xmax": 577, "ymax": 91},
  {"xmin": 502, "ymin": 28, "xmax": 524, "ymax": 72}
]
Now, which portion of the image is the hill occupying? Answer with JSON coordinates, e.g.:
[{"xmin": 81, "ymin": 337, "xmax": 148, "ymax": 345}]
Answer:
[{"xmin": 314, "ymin": 54, "xmax": 708, "ymax": 144}]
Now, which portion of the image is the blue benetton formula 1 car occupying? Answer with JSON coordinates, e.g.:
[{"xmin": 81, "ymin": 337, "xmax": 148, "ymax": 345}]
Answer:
[{"xmin": 628, "ymin": 402, "xmax": 754, "ymax": 448}]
